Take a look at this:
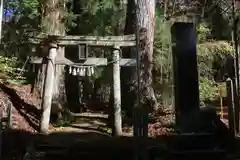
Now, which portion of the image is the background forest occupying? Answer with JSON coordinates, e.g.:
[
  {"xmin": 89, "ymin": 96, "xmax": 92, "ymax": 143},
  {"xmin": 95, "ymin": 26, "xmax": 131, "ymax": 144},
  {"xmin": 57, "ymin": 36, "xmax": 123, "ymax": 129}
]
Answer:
[{"xmin": 0, "ymin": 0, "xmax": 238, "ymax": 135}]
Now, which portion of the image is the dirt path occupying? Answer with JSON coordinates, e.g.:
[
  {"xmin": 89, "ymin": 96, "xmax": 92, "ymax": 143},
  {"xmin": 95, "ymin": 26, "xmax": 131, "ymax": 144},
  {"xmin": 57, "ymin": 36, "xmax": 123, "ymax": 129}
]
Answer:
[
  {"xmin": 0, "ymin": 83, "xmax": 116, "ymax": 159},
  {"xmin": 0, "ymin": 83, "xmax": 126, "ymax": 136},
  {"xmin": 0, "ymin": 84, "xmax": 38, "ymax": 132},
  {"xmin": 0, "ymin": 83, "xmax": 111, "ymax": 134},
  {"xmin": 0, "ymin": 83, "xmax": 175, "ymax": 136}
]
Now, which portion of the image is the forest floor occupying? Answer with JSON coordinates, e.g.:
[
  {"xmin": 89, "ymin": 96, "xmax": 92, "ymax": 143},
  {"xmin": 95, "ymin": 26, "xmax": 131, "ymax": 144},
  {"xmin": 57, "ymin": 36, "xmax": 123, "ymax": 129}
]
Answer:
[
  {"xmin": 0, "ymin": 83, "xmax": 175, "ymax": 136},
  {"xmin": 0, "ymin": 83, "xmax": 176, "ymax": 159},
  {"xmin": 1, "ymin": 83, "xmax": 240, "ymax": 160}
]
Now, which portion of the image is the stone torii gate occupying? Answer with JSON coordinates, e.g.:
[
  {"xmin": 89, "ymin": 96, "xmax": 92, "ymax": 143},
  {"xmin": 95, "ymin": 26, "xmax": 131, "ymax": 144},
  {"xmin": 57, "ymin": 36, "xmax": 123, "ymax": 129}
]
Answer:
[{"xmin": 29, "ymin": 34, "xmax": 137, "ymax": 135}]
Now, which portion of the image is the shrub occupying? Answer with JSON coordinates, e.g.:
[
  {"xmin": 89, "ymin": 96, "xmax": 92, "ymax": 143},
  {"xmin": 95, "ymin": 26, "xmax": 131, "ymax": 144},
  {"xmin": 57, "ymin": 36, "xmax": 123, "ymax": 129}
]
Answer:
[{"xmin": 0, "ymin": 56, "xmax": 27, "ymax": 84}]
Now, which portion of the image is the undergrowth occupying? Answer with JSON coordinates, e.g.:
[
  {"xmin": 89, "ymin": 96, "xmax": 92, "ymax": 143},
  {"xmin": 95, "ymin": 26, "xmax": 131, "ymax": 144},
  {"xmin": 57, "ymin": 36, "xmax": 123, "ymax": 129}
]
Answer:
[{"xmin": 0, "ymin": 56, "xmax": 28, "ymax": 85}]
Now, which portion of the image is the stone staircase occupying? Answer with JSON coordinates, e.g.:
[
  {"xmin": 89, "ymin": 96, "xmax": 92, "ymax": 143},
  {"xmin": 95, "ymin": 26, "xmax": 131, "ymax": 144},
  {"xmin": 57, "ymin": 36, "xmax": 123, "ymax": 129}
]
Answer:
[
  {"xmin": 25, "ymin": 139, "xmax": 134, "ymax": 160},
  {"xmin": 22, "ymin": 132, "xmax": 233, "ymax": 160},
  {"xmin": 150, "ymin": 133, "xmax": 232, "ymax": 160}
]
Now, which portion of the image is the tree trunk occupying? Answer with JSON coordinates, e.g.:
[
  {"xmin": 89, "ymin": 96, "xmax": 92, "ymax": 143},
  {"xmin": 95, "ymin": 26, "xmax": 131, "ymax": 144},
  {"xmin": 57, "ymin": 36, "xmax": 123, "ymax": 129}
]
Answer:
[
  {"xmin": 121, "ymin": 0, "xmax": 137, "ymax": 117},
  {"xmin": 53, "ymin": 48, "xmax": 66, "ymax": 103},
  {"xmin": 40, "ymin": 0, "xmax": 66, "ymax": 103},
  {"xmin": 37, "ymin": 0, "xmax": 66, "ymax": 132},
  {"xmin": 113, "ymin": 0, "xmax": 126, "ymax": 35},
  {"xmin": 36, "ymin": 63, "xmax": 46, "ymax": 97},
  {"xmin": 121, "ymin": 0, "xmax": 158, "ymax": 115},
  {"xmin": 136, "ymin": 0, "xmax": 158, "ymax": 111}
]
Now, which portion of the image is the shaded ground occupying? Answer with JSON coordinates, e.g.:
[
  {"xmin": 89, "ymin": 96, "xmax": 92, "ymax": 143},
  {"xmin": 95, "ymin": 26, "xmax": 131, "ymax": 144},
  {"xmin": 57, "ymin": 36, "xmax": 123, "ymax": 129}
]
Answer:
[
  {"xmin": 0, "ymin": 83, "xmax": 176, "ymax": 159},
  {"xmin": 0, "ymin": 84, "xmax": 39, "ymax": 132},
  {"xmin": 1, "ymin": 129, "xmax": 162, "ymax": 160},
  {"xmin": 0, "ymin": 83, "xmax": 239, "ymax": 160},
  {"xmin": 0, "ymin": 83, "xmax": 175, "ymax": 135},
  {"xmin": 1, "ymin": 128, "xmax": 236, "ymax": 160}
]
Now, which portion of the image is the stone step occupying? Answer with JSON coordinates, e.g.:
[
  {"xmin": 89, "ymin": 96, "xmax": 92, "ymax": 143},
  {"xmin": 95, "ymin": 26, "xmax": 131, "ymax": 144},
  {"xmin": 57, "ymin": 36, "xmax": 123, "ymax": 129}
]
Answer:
[
  {"xmin": 36, "ymin": 150, "xmax": 134, "ymax": 160},
  {"xmin": 33, "ymin": 148, "xmax": 228, "ymax": 160},
  {"xmin": 169, "ymin": 149, "xmax": 228, "ymax": 160},
  {"xmin": 149, "ymin": 148, "xmax": 228, "ymax": 159},
  {"xmin": 160, "ymin": 133, "xmax": 225, "ymax": 150},
  {"xmin": 33, "ymin": 133, "xmax": 231, "ymax": 159},
  {"xmin": 171, "ymin": 149, "xmax": 227, "ymax": 154},
  {"xmin": 36, "ymin": 133, "xmax": 223, "ymax": 151}
]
